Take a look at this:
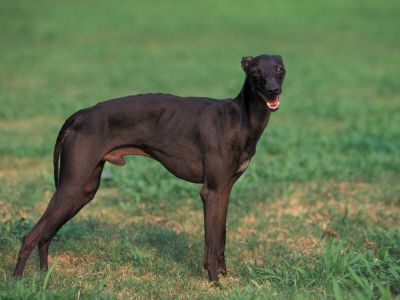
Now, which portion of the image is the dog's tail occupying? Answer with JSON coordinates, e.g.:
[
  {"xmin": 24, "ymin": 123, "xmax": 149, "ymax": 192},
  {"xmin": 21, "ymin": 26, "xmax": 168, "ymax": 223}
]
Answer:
[{"xmin": 53, "ymin": 115, "xmax": 75, "ymax": 188}]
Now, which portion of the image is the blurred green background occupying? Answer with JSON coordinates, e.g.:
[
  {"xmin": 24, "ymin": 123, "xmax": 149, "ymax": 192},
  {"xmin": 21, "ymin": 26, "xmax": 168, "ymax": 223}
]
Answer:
[
  {"xmin": 1, "ymin": 0, "xmax": 399, "ymax": 298},
  {"xmin": 1, "ymin": 0, "xmax": 399, "ymax": 181}
]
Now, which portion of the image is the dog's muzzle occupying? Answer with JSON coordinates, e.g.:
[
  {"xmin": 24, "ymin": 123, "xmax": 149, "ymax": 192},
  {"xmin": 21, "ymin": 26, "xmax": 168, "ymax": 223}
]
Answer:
[{"xmin": 257, "ymin": 92, "xmax": 280, "ymax": 111}]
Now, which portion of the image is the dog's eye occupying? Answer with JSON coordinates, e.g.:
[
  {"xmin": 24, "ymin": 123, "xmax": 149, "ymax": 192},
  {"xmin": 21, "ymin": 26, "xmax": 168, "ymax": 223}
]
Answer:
[
  {"xmin": 277, "ymin": 68, "xmax": 284, "ymax": 74},
  {"xmin": 251, "ymin": 69, "xmax": 261, "ymax": 76}
]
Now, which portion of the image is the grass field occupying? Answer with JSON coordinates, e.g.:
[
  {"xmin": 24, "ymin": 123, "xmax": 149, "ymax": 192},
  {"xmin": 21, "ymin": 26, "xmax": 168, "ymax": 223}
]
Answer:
[{"xmin": 1, "ymin": 0, "xmax": 400, "ymax": 298}]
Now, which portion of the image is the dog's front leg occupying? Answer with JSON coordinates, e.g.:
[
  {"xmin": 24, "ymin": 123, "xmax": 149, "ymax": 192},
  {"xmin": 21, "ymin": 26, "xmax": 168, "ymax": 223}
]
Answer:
[
  {"xmin": 217, "ymin": 174, "xmax": 241, "ymax": 277},
  {"xmin": 200, "ymin": 185, "xmax": 222, "ymax": 285}
]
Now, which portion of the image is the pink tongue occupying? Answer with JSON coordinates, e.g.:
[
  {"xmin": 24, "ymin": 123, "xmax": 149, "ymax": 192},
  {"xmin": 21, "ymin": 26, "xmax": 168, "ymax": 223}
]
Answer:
[{"xmin": 268, "ymin": 96, "xmax": 279, "ymax": 105}]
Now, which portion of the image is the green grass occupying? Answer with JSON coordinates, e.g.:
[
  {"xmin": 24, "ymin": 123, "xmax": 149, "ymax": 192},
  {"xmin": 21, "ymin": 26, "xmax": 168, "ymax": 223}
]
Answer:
[{"xmin": 1, "ymin": 0, "xmax": 399, "ymax": 298}]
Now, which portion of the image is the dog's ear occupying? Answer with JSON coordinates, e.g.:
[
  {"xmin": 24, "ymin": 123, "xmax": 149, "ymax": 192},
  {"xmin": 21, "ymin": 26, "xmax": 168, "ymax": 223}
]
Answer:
[
  {"xmin": 274, "ymin": 55, "xmax": 283, "ymax": 64},
  {"xmin": 241, "ymin": 56, "xmax": 253, "ymax": 70}
]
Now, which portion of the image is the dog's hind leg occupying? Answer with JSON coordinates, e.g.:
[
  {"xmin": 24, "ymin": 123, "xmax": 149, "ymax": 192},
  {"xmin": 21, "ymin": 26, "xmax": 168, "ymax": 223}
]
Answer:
[
  {"xmin": 14, "ymin": 135, "xmax": 103, "ymax": 277},
  {"xmin": 37, "ymin": 161, "xmax": 105, "ymax": 271},
  {"xmin": 13, "ymin": 186, "xmax": 82, "ymax": 276}
]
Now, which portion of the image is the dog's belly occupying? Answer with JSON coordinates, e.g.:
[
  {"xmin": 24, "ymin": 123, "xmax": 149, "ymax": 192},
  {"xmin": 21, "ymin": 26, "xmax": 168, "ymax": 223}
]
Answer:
[
  {"xmin": 156, "ymin": 156, "xmax": 204, "ymax": 183},
  {"xmin": 103, "ymin": 147, "xmax": 151, "ymax": 165},
  {"xmin": 103, "ymin": 146, "xmax": 204, "ymax": 184}
]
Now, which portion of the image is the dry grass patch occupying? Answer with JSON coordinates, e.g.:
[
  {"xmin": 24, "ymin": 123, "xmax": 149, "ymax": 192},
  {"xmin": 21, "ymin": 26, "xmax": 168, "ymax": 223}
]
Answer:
[
  {"xmin": 0, "ymin": 160, "xmax": 51, "ymax": 179},
  {"xmin": 230, "ymin": 181, "xmax": 400, "ymax": 261},
  {"xmin": 0, "ymin": 116, "xmax": 61, "ymax": 130}
]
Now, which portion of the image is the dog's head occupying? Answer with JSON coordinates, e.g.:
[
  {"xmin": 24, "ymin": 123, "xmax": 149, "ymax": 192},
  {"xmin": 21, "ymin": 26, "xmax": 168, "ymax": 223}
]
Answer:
[{"xmin": 241, "ymin": 54, "xmax": 286, "ymax": 111}]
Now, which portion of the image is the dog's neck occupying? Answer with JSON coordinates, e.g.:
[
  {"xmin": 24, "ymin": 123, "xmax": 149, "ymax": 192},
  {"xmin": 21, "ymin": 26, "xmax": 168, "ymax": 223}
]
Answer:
[{"xmin": 235, "ymin": 78, "xmax": 271, "ymax": 148}]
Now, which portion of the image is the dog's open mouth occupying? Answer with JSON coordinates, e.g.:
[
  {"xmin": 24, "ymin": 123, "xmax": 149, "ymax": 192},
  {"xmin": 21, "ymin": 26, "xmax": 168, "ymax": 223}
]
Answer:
[
  {"xmin": 258, "ymin": 92, "xmax": 280, "ymax": 111},
  {"xmin": 266, "ymin": 96, "xmax": 280, "ymax": 111}
]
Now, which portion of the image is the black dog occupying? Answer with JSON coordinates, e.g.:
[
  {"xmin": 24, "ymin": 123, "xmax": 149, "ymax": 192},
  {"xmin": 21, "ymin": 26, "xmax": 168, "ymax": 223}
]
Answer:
[{"xmin": 14, "ymin": 54, "xmax": 286, "ymax": 284}]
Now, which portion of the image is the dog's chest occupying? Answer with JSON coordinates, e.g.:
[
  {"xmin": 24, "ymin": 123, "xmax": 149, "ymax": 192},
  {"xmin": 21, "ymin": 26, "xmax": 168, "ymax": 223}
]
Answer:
[{"xmin": 236, "ymin": 159, "xmax": 251, "ymax": 174}]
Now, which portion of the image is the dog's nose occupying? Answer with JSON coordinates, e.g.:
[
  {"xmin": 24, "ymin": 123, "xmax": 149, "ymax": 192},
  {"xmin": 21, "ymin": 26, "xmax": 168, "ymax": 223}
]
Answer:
[{"xmin": 267, "ymin": 87, "xmax": 280, "ymax": 95}]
